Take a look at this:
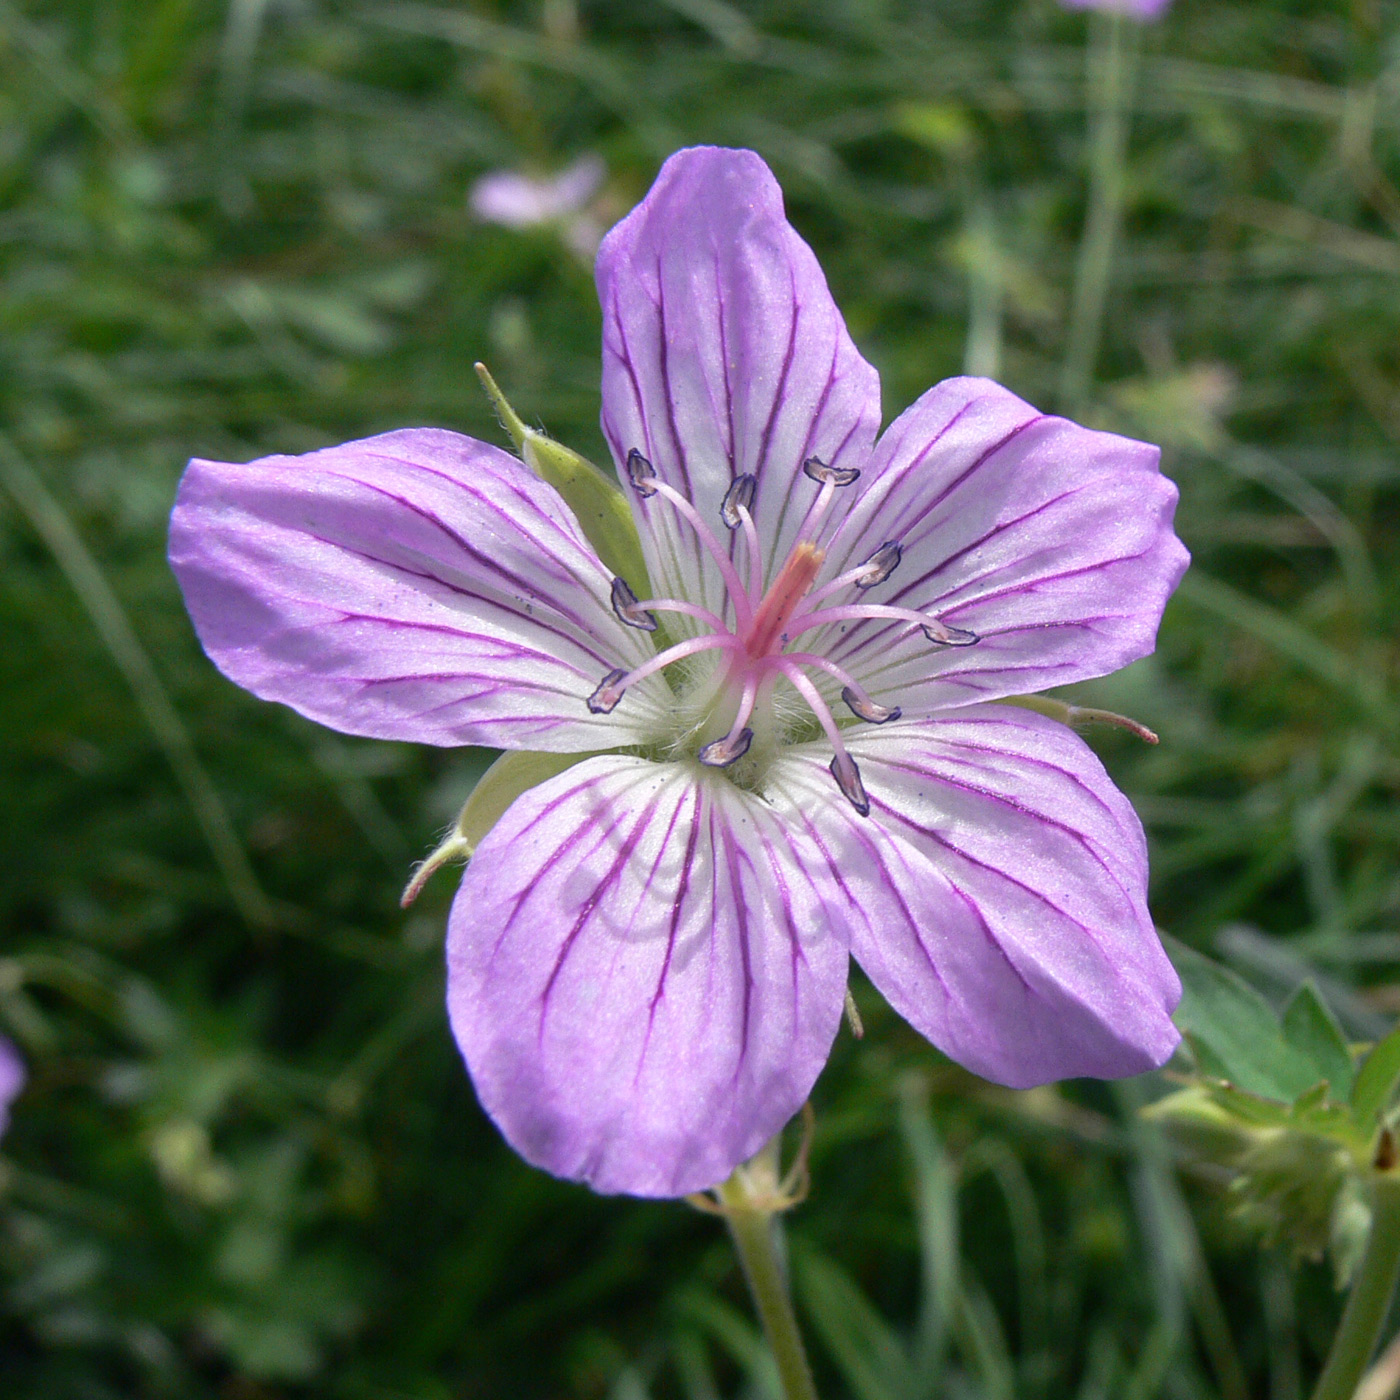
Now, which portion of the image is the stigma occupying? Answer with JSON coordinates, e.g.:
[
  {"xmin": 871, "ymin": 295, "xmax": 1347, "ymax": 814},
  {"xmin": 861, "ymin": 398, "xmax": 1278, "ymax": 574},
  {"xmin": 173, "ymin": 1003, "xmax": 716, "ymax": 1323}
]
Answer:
[{"xmin": 588, "ymin": 453, "xmax": 980, "ymax": 814}]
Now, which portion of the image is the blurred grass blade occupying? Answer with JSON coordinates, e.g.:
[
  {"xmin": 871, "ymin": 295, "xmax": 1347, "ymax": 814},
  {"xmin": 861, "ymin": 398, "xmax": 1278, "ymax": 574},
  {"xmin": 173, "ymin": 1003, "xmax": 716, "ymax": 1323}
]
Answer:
[
  {"xmin": 793, "ymin": 1242, "xmax": 916, "ymax": 1400},
  {"xmin": 1176, "ymin": 571, "xmax": 1395, "ymax": 732},
  {"xmin": 897, "ymin": 1077, "xmax": 958, "ymax": 1384},
  {"xmin": 962, "ymin": 1139, "xmax": 1050, "ymax": 1399},
  {"xmin": 0, "ymin": 437, "xmax": 273, "ymax": 929}
]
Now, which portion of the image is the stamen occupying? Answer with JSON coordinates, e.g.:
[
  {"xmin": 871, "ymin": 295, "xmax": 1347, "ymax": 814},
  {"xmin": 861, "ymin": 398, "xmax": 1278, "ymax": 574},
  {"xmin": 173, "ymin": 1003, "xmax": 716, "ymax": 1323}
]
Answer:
[
  {"xmin": 803, "ymin": 540, "xmax": 904, "ymax": 609},
  {"xmin": 698, "ymin": 673, "xmax": 759, "ymax": 767},
  {"xmin": 586, "ymin": 634, "xmax": 739, "ymax": 714},
  {"xmin": 854, "ymin": 541, "xmax": 902, "ymax": 589},
  {"xmin": 698, "ymin": 727, "xmax": 753, "ymax": 767},
  {"xmin": 772, "ymin": 659, "xmax": 870, "ymax": 818},
  {"xmin": 735, "ymin": 503, "xmax": 763, "ymax": 601},
  {"xmin": 628, "ymin": 597, "xmax": 729, "ymax": 634},
  {"xmin": 719, "ymin": 475, "xmax": 756, "ymax": 529},
  {"xmin": 802, "ymin": 456, "xmax": 861, "ymax": 488},
  {"xmin": 626, "ymin": 448, "xmax": 658, "ymax": 497},
  {"xmin": 610, "ymin": 576, "xmax": 657, "ymax": 632},
  {"xmin": 828, "ymin": 753, "xmax": 870, "ymax": 817},
  {"xmin": 771, "ymin": 651, "xmax": 901, "ymax": 725},
  {"xmin": 840, "ymin": 687, "xmax": 901, "ymax": 724},
  {"xmin": 587, "ymin": 668, "xmax": 628, "ymax": 714},
  {"xmin": 791, "ymin": 459, "xmax": 859, "ymax": 549},
  {"xmin": 786, "ymin": 603, "xmax": 979, "ymax": 648},
  {"xmin": 644, "ymin": 477, "xmax": 755, "ymax": 630}
]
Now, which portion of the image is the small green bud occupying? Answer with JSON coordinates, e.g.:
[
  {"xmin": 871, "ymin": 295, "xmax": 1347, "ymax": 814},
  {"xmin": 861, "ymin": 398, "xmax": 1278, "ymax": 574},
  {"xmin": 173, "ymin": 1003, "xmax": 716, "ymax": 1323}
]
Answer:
[{"xmin": 475, "ymin": 363, "xmax": 653, "ymax": 595}]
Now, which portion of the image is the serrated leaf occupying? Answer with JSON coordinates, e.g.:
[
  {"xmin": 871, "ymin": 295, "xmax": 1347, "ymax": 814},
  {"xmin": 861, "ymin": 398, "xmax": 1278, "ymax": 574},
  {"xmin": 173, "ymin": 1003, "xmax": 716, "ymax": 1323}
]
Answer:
[
  {"xmin": 1206, "ymin": 1082, "xmax": 1290, "ymax": 1127},
  {"xmin": 1350, "ymin": 1022, "xmax": 1400, "ymax": 1129},
  {"xmin": 1169, "ymin": 940, "xmax": 1321, "ymax": 1101},
  {"xmin": 1281, "ymin": 982, "xmax": 1354, "ymax": 1099}
]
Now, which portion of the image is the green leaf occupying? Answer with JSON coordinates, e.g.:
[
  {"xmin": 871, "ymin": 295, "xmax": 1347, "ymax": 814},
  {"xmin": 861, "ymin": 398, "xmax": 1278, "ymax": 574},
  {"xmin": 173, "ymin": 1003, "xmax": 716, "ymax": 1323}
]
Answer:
[
  {"xmin": 1281, "ymin": 982, "xmax": 1354, "ymax": 1099},
  {"xmin": 1168, "ymin": 939, "xmax": 1322, "ymax": 1102},
  {"xmin": 1350, "ymin": 1023, "xmax": 1400, "ymax": 1129}
]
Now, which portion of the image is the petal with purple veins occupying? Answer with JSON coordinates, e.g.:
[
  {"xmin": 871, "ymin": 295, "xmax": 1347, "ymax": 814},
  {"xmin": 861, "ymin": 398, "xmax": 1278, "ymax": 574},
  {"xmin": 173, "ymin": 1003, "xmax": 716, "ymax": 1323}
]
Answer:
[
  {"xmin": 772, "ymin": 705, "xmax": 1180, "ymax": 1086},
  {"xmin": 597, "ymin": 146, "xmax": 882, "ymax": 628},
  {"xmin": 169, "ymin": 429, "xmax": 666, "ymax": 751},
  {"xmin": 446, "ymin": 754, "xmax": 850, "ymax": 1197},
  {"xmin": 815, "ymin": 377, "xmax": 1189, "ymax": 716}
]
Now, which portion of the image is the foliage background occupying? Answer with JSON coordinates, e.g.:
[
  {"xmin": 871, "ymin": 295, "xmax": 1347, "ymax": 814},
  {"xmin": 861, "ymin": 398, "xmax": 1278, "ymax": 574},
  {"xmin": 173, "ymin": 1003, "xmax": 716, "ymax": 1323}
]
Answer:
[{"xmin": 1, "ymin": 0, "xmax": 1397, "ymax": 1396}]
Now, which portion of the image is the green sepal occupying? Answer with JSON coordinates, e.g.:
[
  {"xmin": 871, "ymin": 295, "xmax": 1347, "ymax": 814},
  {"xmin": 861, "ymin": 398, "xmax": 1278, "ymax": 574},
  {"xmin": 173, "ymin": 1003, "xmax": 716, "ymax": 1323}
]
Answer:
[
  {"xmin": 1205, "ymin": 1080, "xmax": 1290, "ymax": 1128},
  {"xmin": 1168, "ymin": 938, "xmax": 1324, "ymax": 1103},
  {"xmin": 1281, "ymin": 981, "xmax": 1354, "ymax": 1100},
  {"xmin": 1350, "ymin": 1022, "xmax": 1400, "ymax": 1130},
  {"xmin": 400, "ymin": 749, "xmax": 591, "ymax": 906},
  {"xmin": 454, "ymin": 749, "xmax": 588, "ymax": 852},
  {"xmin": 475, "ymin": 363, "xmax": 652, "ymax": 595}
]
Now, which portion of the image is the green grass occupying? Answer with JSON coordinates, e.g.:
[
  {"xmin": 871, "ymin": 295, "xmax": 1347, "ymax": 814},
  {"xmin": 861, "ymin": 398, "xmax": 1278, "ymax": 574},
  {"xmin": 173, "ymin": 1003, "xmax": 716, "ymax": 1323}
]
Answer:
[{"xmin": 0, "ymin": 0, "xmax": 1397, "ymax": 1396}]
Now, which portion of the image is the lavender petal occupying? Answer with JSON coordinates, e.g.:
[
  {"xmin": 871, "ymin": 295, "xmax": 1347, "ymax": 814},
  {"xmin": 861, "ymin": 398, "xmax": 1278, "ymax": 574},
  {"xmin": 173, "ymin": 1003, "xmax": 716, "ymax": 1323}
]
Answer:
[
  {"xmin": 445, "ymin": 755, "xmax": 849, "ymax": 1197},
  {"xmin": 773, "ymin": 705, "xmax": 1181, "ymax": 1086},
  {"xmin": 597, "ymin": 146, "xmax": 881, "ymax": 629},
  {"xmin": 818, "ymin": 377, "xmax": 1189, "ymax": 715},
  {"xmin": 169, "ymin": 429, "xmax": 666, "ymax": 751}
]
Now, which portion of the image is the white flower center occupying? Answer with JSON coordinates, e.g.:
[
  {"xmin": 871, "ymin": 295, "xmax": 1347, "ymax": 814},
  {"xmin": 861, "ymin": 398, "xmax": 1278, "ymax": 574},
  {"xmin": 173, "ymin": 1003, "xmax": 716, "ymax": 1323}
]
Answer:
[{"xmin": 587, "ymin": 453, "xmax": 979, "ymax": 815}]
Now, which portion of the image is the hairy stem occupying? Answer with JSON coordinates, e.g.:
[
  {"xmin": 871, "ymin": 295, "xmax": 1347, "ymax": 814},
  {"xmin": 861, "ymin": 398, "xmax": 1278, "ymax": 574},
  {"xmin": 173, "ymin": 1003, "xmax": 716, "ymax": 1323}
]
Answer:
[
  {"xmin": 718, "ymin": 1150, "xmax": 820, "ymax": 1400},
  {"xmin": 1311, "ymin": 1175, "xmax": 1400, "ymax": 1400}
]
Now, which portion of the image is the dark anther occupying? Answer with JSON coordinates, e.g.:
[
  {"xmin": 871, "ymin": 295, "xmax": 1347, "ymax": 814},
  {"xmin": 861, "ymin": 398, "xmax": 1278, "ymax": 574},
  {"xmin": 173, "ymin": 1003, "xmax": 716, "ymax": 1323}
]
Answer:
[
  {"xmin": 841, "ymin": 687, "xmax": 901, "ymax": 724},
  {"xmin": 856, "ymin": 541, "xmax": 902, "ymax": 589},
  {"xmin": 921, "ymin": 622, "xmax": 979, "ymax": 647},
  {"xmin": 626, "ymin": 448, "xmax": 658, "ymax": 497},
  {"xmin": 698, "ymin": 728, "xmax": 754, "ymax": 768},
  {"xmin": 829, "ymin": 754, "xmax": 870, "ymax": 817},
  {"xmin": 587, "ymin": 668, "xmax": 628, "ymax": 714},
  {"xmin": 803, "ymin": 456, "xmax": 861, "ymax": 488},
  {"xmin": 719, "ymin": 474, "xmax": 757, "ymax": 530},
  {"xmin": 610, "ymin": 577, "xmax": 657, "ymax": 632}
]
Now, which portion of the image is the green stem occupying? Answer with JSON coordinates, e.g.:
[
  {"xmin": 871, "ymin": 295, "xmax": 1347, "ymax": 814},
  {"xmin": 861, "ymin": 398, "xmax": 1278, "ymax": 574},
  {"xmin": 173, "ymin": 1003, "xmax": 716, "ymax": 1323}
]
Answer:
[
  {"xmin": 1311, "ymin": 1176, "xmax": 1400, "ymax": 1400},
  {"xmin": 719, "ymin": 1169, "xmax": 820, "ymax": 1400},
  {"xmin": 1058, "ymin": 10, "xmax": 1138, "ymax": 415}
]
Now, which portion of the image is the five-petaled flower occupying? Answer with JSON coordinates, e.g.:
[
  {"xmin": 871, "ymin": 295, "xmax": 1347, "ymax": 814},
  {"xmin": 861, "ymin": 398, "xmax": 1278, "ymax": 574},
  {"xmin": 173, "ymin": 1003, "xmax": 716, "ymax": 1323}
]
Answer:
[{"xmin": 170, "ymin": 147, "xmax": 1189, "ymax": 1198}]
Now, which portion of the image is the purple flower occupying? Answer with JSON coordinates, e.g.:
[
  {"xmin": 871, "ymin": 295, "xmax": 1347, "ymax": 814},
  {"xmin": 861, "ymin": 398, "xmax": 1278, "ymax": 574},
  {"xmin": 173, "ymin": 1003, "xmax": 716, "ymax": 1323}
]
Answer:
[
  {"xmin": 1060, "ymin": 0, "xmax": 1171, "ymax": 18},
  {"xmin": 169, "ymin": 147, "xmax": 1188, "ymax": 1198},
  {"xmin": 0, "ymin": 1038, "xmax": 25, "ymax": 1139}
]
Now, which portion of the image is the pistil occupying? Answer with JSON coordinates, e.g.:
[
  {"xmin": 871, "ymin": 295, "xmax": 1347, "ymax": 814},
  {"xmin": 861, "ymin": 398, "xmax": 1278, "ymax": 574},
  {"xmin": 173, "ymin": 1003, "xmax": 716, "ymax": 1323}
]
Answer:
[{"xmin": 744, "ymin": 542, "xmax": 825, "ymax": 658}]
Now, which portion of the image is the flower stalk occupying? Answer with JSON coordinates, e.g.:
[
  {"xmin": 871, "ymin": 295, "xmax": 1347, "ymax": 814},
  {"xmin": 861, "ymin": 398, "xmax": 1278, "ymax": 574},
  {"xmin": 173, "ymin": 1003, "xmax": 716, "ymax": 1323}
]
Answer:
[
  {"xmin": 715, "ymin": 1132, "xmax": 820, "ymax": 1400},
  {"xmin": 1311, "ymin": 1173, "xmax": 1400, "ymax": 1400}
]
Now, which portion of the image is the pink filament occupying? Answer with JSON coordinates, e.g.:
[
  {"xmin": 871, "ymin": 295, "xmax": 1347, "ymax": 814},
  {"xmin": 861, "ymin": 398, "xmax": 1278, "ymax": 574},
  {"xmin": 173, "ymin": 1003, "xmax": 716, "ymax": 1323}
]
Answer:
[{"xmin": 648, "ymin": 479, "xmax": 755, "ymax": 629}]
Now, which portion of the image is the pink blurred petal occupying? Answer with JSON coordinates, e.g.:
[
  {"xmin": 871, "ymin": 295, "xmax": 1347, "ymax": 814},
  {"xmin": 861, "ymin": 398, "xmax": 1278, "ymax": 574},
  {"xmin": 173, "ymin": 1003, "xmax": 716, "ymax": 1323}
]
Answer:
[
  {"xmin": 470, "ymin": 154, "xmax": 606, "ymax": 228},
  {"xmin": 0, "ymin": 1038, "xmax": 25, "ymax": 1138}
]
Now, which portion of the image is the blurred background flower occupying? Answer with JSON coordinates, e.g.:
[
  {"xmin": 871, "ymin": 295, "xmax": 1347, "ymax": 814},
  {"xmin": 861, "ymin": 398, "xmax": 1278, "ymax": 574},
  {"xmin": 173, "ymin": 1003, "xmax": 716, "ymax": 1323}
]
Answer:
[
  {"xmin": 470, "ymin": 153, "xmax": 608, "ymax": 257},
  {"xmin": 0, "ymin": 1040, "xmax": 24, "ymax": 1139}
]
